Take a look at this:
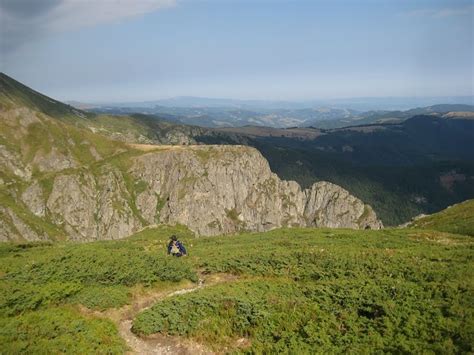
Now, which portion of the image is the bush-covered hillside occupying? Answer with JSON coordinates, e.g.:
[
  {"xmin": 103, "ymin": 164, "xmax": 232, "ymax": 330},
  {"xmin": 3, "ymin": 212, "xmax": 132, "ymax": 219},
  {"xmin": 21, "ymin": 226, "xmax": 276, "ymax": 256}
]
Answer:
[
  {"xmin": 1, "ymin": 225, "xmax": 472, "ymax": 353},
  {"xmin": 411, "ymin": 199, "xmax": 474, "ymax": 236}
]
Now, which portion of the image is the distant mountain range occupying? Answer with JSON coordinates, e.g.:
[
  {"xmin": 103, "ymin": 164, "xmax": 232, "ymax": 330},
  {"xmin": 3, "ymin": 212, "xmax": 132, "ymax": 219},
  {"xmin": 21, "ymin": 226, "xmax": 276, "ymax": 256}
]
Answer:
[
  {"xmin": 76, "ymin": 98, "xmax": 474, "ymax": 129},
  {"xmin": 70, "ymin": 95, "xmax": 474, "ymax": 110}
]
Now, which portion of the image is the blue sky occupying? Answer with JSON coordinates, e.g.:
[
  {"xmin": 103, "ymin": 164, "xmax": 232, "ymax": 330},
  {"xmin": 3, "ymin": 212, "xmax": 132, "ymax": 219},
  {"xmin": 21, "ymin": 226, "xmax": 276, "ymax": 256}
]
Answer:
[{"xmin": 1, "ymin": 0, "xmax": 472, "ymax": 102}]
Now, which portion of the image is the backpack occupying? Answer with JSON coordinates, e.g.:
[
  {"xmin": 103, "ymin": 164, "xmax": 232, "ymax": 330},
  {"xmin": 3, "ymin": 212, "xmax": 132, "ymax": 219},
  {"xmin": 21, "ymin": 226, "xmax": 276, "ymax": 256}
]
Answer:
[{"xmin": 170, "ymin": 241, "xmax": 180, "ymax": 254}]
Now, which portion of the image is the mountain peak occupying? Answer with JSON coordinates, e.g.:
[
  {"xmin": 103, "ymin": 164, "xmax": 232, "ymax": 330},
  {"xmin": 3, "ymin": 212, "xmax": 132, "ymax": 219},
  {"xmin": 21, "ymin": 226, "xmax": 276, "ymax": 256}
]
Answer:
[{"xmin": 0, "ymin": 72, "xmax": 91, "ymax": 120}]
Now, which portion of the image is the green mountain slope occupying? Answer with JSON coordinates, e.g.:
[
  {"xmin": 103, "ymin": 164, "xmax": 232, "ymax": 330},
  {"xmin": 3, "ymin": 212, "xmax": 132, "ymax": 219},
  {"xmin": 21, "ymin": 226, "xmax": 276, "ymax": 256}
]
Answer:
[
  {"xmin": 1, "ymin": 226, "xmax": 472, "ymax": 353},
  {"xmin": 411, "ymin": 199, "xmax": 474, "ymax": 236},
  {"xmin": 0, "ymin": 72, "xmax": 205, "ymax": 145},
  {"xmin": 0, "ymin": 73, "xmax": 92, "ymax": 121},
  {"xmin": 0, "ymin": 73, "xmax": 209, "ymax": 241},
  {"xmin": 0, "ymin": 78, "xmax": 137, "ymax": 241}
]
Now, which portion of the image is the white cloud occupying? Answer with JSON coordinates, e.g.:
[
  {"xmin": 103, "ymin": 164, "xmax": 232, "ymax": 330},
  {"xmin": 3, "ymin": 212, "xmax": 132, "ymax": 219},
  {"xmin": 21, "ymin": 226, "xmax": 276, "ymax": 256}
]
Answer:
[
  {"xmin": 405, "ymin": 5, "xmax": 473, "ymax": 18},
  {"xmin": 46, "ymin": 0, "xmax": 176, "ymax": 32},
  {"xmin": 0, "ymin": 0, "xmax": 176, "ymax": 52}
]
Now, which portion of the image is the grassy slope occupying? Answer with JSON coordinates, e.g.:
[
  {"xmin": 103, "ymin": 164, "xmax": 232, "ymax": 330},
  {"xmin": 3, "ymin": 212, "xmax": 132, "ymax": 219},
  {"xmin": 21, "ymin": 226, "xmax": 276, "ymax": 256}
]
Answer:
[
  {"xmin": 1, "ymin": 226, "xmax": 472, "ymax": 353},
  {"xmin": 411, "ymin": 199, "xmax": 474, "ymax": 236},
  {"xmin": 0, "ymin": 88, "xmax": 138, "ymax": 240},
  {"xmin": 0, "ymin": 72, "xmax": 205, "ymax": 146},
  {"xmin": 0, "ymin": 73, "xmax": 93, "ymax": 121}
]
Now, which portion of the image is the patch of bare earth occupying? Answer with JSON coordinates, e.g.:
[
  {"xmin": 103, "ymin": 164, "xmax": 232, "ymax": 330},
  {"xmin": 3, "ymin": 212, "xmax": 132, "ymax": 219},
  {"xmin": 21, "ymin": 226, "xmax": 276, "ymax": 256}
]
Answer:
[
  {"xmin": 442, "ymin": 111, "xmax": 474, "ymax": 119},
  {"xmin": 128, "ymin": 144, "xmax": 200, "ymax": 152},
  {"xmin": 128, "ymin": 144, "xmax": 231, "ymax": 152},
  {"xmin": 408, "ymin": 231, "xmax": 472, "ymax": 246},
  {"xmin": 439, "ymin": 171, "xmax": 466, "ymax": 192}
]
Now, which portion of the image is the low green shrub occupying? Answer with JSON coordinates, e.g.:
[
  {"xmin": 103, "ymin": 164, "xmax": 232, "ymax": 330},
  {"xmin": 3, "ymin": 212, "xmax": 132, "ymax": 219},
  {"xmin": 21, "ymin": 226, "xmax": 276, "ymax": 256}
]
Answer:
[
  {"xmin": 69, "ymin": 285, "xmax": 130, "ymax": 310},
  {"xmin": 132, "ymin": 228, "xmax": 473, "ymax": 353},
  {"xmin": 0, "ymin": 226, "xmax": 472, "ymax": 353},
  {"xmin": 133, "ymin": 278, "xmax": 473, "ymax": 353},
  {"xmin": 0, "ymin": 306, "xmax": 126, "ymax": 354},
  {"xmin": 0, "ymin": 281, "xmax": 82, "ymax": 317},
  {"xmin": 6, "ymin": 241, "xmax": 197, "ymax": 286}
]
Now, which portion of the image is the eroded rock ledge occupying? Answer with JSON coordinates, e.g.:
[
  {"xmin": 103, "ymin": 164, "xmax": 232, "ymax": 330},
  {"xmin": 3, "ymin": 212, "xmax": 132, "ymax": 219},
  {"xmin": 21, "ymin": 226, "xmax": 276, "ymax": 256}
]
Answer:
[{"xmin": 130, "ymin": 145, "xmax": 382, "ymax": 236}]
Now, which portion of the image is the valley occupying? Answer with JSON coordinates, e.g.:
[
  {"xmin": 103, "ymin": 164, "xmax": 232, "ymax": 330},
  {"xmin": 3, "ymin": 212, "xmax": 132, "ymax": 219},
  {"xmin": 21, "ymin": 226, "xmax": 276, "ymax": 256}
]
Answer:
[
  {"xmin": 196, "ymin": 116, "xmax": 474, "ymax": 225},
  {"xmin": 88, "ymin": 98, "xmax": 474, "ymax": 129}
]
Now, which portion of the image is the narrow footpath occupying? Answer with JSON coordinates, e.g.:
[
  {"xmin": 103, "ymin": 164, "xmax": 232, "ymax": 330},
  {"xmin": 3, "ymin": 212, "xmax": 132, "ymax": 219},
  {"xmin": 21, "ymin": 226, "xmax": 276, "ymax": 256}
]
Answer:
[{"xmin": 102, "ymin": 274, "xmax": 239, "ymax": 354}]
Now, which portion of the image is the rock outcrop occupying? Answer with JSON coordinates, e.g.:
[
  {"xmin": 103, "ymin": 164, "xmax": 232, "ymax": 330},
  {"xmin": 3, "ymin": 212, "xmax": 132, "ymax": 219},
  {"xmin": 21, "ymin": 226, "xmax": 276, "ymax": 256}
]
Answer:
[
  {"xmin": 130, "ymin": 145, "xmax": 382, "ymax": 236},
  {"xmin": 1, "ymin": 113, "xmax": 383, "ymax": 241},
  {"xmin": 0, "ymin": 144, "xmax": 382, "ymax": 241},
  {"xmin": 0, "ymin": 206, "xmax": 48, "ymax": 242},
  {"xmin": 45, "ymin": 166, "xmax": 142, "ymax": 241}
]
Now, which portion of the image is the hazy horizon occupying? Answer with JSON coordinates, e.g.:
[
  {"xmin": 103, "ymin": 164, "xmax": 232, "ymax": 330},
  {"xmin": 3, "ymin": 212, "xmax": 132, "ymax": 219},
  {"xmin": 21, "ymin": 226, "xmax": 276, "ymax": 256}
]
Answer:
[{"xmin": 1, "ymin": 0, "xmax": 473, "ymax": 102}]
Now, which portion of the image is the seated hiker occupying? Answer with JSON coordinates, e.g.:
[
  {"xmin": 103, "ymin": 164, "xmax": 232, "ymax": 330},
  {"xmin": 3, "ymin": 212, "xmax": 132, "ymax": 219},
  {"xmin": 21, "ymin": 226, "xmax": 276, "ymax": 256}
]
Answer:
[{"xmin": 167, "ymin": 235, "xmax": 187, "ymax": 257}]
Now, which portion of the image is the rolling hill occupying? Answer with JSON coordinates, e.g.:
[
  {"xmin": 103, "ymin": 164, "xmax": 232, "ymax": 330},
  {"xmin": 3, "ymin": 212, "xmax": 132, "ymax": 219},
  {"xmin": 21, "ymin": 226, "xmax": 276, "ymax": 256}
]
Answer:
[
  {"xmin": 0, "ymin": 73, "xmax": 206, "ymax": 145},
  {"xmin": 87, "ymin": 95, "xmax": 474, "ymax": 129}
]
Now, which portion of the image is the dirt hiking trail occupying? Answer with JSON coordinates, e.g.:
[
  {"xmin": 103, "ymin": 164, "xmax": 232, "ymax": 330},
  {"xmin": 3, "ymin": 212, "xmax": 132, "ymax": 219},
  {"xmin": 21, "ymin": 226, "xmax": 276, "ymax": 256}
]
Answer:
[{"xmin": 103, "ymin": 274, "xmax": 239, "ymax": 355}]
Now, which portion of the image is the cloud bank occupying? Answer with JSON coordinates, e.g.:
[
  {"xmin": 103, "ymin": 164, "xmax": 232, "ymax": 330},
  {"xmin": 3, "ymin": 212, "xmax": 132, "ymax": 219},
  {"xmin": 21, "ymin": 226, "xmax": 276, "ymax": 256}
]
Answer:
[
  {"xmin": 0, "ymin": 0, "xmax": 176, "ymax": 53},
  {"xmin": 405, "ymin": 5, "xmax": 474, "ymax": 18}
]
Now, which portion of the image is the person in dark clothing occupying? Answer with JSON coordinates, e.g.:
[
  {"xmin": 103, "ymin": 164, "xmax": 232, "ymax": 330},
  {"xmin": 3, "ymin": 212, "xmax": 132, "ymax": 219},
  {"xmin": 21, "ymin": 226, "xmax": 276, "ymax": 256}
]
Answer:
[{"xmin": 167, "ymin": 235, "xmax": 187, "ymax": 257}]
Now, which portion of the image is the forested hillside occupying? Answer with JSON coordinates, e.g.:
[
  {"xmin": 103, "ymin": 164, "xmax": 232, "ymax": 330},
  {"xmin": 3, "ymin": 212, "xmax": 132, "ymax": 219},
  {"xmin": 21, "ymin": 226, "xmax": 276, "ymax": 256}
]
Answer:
[{"xmin": 197, "ymin": 116, "xmax": 474, "ymax": 225}]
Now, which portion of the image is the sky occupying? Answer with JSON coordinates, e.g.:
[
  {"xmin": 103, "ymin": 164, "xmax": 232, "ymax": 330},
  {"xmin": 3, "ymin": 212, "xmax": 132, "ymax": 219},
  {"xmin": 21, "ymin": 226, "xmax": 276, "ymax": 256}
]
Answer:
[{"xmin": 0, "ymin": 0, "xmax": 473, "ymax": 102}]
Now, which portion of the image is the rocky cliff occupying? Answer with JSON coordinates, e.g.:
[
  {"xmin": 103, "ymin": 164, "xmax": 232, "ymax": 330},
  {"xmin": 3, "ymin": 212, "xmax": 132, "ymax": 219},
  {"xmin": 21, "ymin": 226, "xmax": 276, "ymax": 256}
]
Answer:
[
  {"xmin": 0, "ymin": 142, "xmax": 382, "ymax": 241},
  {"xmin": 130, "ymin": 145, "xmax": 382, "ymax": 236}
]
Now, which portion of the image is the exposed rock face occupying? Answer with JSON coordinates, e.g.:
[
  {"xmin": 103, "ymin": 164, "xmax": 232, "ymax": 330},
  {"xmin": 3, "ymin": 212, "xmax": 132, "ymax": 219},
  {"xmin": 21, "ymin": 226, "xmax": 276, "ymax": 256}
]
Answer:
[
  {"xmin": 46, "ymin": 166, "xmax": 142, "ymax": 241},
  {"xmin": 130, "ymin": 145, "xmax": 382, "ymax": 236},
  {"xmin": 0, "ymin": 206, "xmax": 47, "ymax": 242},
  {"xmin": 0, "ymin": 88, "xmax": 382, "ymax": 241},
  {"xmin": 33, "ymin": 148, "xmax": 77, "ymax": 173},
  {"xmin": 0, "ymin": 142, "xmax": 381, "ymax": 241},
  {"xmin": 0, "ymin": 74, "xmax": 384, "ymax": 241},
  {"xmin": 21, "ymin": 182, "xmax": 46, "ymax": 217},
  {"xmin": 47, "ymin": 173, "xmax": 97, "ymax": 241},
  {"xmin": 304, "ymin": 182, "xmax": 382, "ymax": 229},
  {"xmin": 0, "ymin": 145, "xmax": 32, "ymax": 180}
]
